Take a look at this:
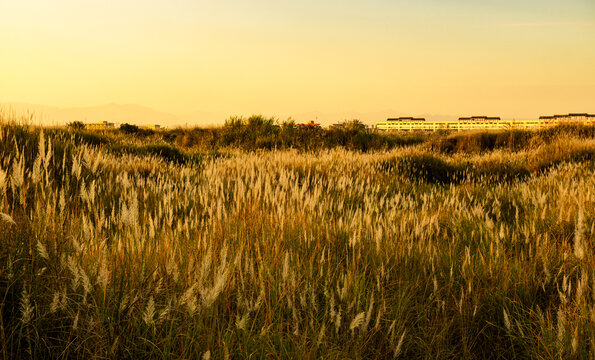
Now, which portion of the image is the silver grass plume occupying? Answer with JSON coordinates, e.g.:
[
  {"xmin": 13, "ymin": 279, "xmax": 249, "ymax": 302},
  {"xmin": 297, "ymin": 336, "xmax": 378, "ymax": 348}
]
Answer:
[
  {"xmin": 236, "ymin": 312, "xmax": 248, "ymax": 330},
  {"xmin": 143, "ymin": 297, "xmax": 156, "ymax": 326},
  {"xmin": 350, "ymin": 312, "xmax": 365, "ymax": 333},
  {"xmin": 36, "ymin": 240, "xmax": 49, "ymax": 260},
  {"xmin": 50, "ymin": 292, "xmax": 61, "ymax": 313},
  {"xmin": 503, "ymin": 308, "xmax": 511, "ymax": 332},
  {"xmin": 557, "ymin": 307, "xmax": 566, "ymax": 349},
  {"xmin": 20, "ymin": 288, "xmax": 33, "ymax": 324},
  {"xmin": 97, "ymin": 259, "xmax": 110, "ymax": 292},
  {"xmin": 574, "ymin": 207, "xmax": 585, "ymax": 260},
  {"xmin": 201, "ymin": 267, "xmax": 229, "ymax": 308},
  {"xmin": 31, "ymin": 151, "xmax": 42, "ymax": 185},
  {"xmin": 0, "ymin": 212, "xmax": 16, "ymax": 226},
  {"xmin": 316, "ymin": 324, "xmax": 326, "ymax": 347},
  {"xmin": 571, "ymin": 326, "xmax": 579, "ymax": 354},
  {"xmin": 394, "ymin": 330, "xmax": 406, "ymax": 358},
  {"xmin": 0, "ymin": 165, "xmax": 6, "ymax": 196},
  {"xmin": 363, "ymin": 293, "xmax": 374, "ymax": 332},
  {"xmin": 73, "ymin": 311, "xmax": 80, "ymax": 330},
  {"xmin": 282, "ymin": 251, "xmax": 289, "ymax": 282}
]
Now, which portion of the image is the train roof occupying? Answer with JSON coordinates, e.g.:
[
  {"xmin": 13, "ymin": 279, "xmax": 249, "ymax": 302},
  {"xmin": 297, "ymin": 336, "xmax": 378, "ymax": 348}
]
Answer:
[
  {"xmin": 387, "ymin": 116, "xmax": 425, "ymax": 121},
  {"xmin": 458, "ymin": 116, "xmax": 500, "ymax": 120}
]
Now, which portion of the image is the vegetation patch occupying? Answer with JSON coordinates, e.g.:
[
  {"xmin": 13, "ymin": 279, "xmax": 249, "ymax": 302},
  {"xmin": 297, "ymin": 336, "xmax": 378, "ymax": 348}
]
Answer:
[{"xmin": 1, "ymin": 116, "xmax": 594, "ymax": 358}]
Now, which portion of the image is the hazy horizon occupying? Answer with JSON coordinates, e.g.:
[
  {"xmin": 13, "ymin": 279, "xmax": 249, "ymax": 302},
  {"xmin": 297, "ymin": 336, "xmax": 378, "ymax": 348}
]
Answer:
[
  {"xmin": 4, "ymin": 101, "xmax": 586, "ymax": 128},
  {"xmin": 1, "ymin": 0, "xmax": 594, "ymax": 125}
]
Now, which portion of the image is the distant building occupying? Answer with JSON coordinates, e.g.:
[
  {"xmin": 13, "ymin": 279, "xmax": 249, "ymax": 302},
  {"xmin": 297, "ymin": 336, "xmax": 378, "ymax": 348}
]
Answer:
[
  {"xmin": 540, "ymin": 113, "xmax": 595, "ymax": 122},
  {"xmin": 85, "ymin": 121, "xmax": 115, "ymax": 130},
  {"xmin": 458, "ymin": 116, "xmax": 501, "ymax": 122},
  {"xmin": 376, "ymin": 112, "xmax": 593, "ymax": 132},
  {"xmin": 140, "ymin": 124, "xmax": 161, "ymax": 130},
  {"xmin": 377, "ymin": 115, "xmax": 504, "ymax": 131},
  {"xmin": 386, "ymin": 117, "xmax": 426, "ymax": 122}
]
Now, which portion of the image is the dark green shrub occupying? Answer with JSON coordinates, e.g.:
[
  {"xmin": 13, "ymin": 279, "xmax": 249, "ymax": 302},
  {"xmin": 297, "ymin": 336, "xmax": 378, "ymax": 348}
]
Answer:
[
  {"xmin": 160, "ymin": 116, "xmax": 425, "ymax": 151},
  {"xmin": 119, "ymin": 123, "xmax": 140, "ymax": 134},
  {"xmin": 221, "ymin": 115, "xmax": 280, "ymax": 150},
  {"xmin": 119, "ymin": 123, "xmax": 155, "ymax": 137},
  {"xmin": 73, "ymin": 131, "xmax": 112, "ymax": 146},
  {"xmin": 67, "ymin": 120, "xmax": 85, "ymax": 130}
]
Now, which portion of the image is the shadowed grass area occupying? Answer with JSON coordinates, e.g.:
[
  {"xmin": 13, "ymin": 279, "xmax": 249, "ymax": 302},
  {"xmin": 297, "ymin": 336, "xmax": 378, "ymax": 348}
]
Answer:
[
  {"xmin": 108, "ymin": 143, "xmax": 190, "ymax": 165},
  {"xmin": 428, "ymin": 124, "xmax": 595, "ymax": 154}
]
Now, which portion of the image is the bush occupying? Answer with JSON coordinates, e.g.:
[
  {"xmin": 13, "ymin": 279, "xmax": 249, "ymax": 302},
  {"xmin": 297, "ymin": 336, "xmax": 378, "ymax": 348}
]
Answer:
[
  {"xmin": 160, "ymin": 116, "xmax": 427, "ymax": 151},
  {"xmin": 72, "ymin": 131, "xmax": 112, "ymax": 146},
  {"xmin": 119, "ymin": 123, "xmax": 140, "ymax": 134},
  {"xmin": 67, "ymin": 121, "xmax": 85, "ymax": 130},
  {"xmin": 220, "ymin": 115, "xmax": 280, "ymax": 149}
]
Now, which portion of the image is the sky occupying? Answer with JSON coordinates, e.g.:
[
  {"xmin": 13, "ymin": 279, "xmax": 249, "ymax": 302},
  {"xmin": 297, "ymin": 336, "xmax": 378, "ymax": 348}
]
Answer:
[{"xmin": 1, "ymin": 0, "xmax": 594, "ymax": 125}]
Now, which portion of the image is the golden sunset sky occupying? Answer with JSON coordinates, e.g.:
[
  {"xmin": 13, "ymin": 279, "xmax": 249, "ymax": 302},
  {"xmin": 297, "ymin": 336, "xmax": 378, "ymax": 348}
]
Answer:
[{"xmin": 1, "ymin": 0, "xmax": 594, "ymax": 125}]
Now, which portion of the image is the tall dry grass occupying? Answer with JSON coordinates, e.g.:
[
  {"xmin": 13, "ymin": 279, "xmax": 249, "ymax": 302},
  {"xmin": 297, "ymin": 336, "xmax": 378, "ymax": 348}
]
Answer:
[{"xmin": 0, "ymin": 114, "xmax": 594, "ymax": 358}]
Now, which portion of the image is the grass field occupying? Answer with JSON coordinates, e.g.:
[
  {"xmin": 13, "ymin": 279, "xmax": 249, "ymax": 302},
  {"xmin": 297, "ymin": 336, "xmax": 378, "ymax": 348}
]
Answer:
[{"xmin": 1, "ymin": 114, "xmax": 594, "ymax": 359}]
